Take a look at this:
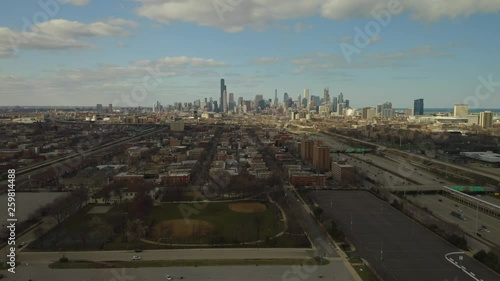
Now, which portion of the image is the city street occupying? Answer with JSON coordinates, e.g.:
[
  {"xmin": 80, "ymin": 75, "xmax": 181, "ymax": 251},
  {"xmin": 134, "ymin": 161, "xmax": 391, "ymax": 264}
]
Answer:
[
  {"xmin": 1, "ymin": 261, "xmax": 357, "ymax": 281},
  {"xmin": 17, "ymin": 248, "xmax": 312, "ymax": 264}
]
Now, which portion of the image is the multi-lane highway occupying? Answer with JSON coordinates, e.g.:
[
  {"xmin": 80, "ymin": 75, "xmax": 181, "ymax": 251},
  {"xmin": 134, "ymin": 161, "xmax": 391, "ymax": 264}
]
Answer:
[
  {"xmin": 412, "ymin": 194, "xmax": 500, "ymax": 246},
  {"xmin": 313, "ymin": 132, "xmax": 455, "ymax": 186},
  {"xmin": 321, "ymin": 131, "xmax": 500, "ymax": 184}
]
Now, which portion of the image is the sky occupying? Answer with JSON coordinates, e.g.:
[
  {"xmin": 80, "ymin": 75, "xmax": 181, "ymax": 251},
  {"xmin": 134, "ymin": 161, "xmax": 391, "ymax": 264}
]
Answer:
[{"xmin": 1, "ymin": 0, "xmax": 500, "ymax": 108}]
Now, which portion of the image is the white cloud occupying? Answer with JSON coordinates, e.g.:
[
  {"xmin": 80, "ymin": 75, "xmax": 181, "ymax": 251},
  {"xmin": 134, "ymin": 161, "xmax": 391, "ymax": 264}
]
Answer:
[
  {"xmin": 160, "ymin": 56, "xmax": 227, "ymax": 67},
  {"xmin": 59, "ymin": 0, "xmax": 90, "ymax": 6},
  {"xmin": 370, "ymin": 35, "xmax": 382, "ymax": 43},
  {"xmin": 290, "ymin": 45, "xmax": 452, "ymax": 72},
  {"xmin": 252, "ymin": 57, "xmax": 281, "ymax": 64},
  {"xmin": 293, "ymin": 23, "xmax": 313, "ymax": 32},
  {"xmin": 0, "ymin": 27, "xmax": 94, "ymax": 57},
  {"xmin": 117, "ymin": 42, "xmax": 128, "ymax": 48},
  {"xmin": 135, "ymin": 0, "xmax": 500, "ymax": 32},
  {"xmin": 0, "ymin": 18, "xmax": 138, "ymax": 57},
  {"xmin": 34, "ymin": 18, "xmax": 138, "ymax": 38},
  {"xmin": 0, "ymin": 56, "xmax": 228, "ymax": 105},
  {"xmin": 339, "ymin": 36, "xmax": 353, "ymax": 43}
]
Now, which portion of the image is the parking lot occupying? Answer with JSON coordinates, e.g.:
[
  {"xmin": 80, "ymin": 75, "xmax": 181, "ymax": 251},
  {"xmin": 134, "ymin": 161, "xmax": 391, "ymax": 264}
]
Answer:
[{"xmin": 310, "ymin": 190, "xmax": 500, "ymax": 281}]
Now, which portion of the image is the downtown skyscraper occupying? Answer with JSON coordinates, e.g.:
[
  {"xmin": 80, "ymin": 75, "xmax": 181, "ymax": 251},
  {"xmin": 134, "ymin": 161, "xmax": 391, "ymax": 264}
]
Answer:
[
  {"xmin": 220, "ymin": 78, "xmax": 226, "ymax": 113},
  {"xmin": 414, "ymin": 98, "xmax": 424, "ymax": 115}
]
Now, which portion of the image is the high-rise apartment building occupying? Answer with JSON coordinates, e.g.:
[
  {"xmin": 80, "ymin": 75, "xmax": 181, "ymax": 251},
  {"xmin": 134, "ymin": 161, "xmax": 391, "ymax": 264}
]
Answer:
[
  {"xmin": 453, "ymin": 104, "xmax": 469, "ymax": 118},
  {"xmin": 362, "ymin": 107, "xmax": 376, "ymax": 119},
  {"xmin": 228, "ymin": 92, "xmax": 235, "ymax": 111},
  {"xmin": 312, "ymin": 141, "xmax": 331, "ymax": 172},
  {"xmin": 303, "ymin": 89, "xmax": 310, "ymax": 103},
  {"xmin": 377, "ymin": 102, "xmax": 392, "ymax": 117},
  {"xmin": 337, "ymin": 103, "xmax": 345, "ymax": 116},
  {"xmin": 479, "ymin": 111, "xmax": 493, "ymax": 128},
  {"xmin": 300, "ymin": 135, "xmax": 314, "ymax": 161},
  {"xmin": 405, "ymin": 108, "xmax": 414, "ymax": 116},
  {"xmin": 382, "ymin": 108, "xmax": 395, "ymax": 119},
  {"xmin": 414, "ymin": 98, "xmax": 424, "ymax": 115},
  {"xmin": 332, "ymin": 97, "xmax": 338, "ymax": 112}
]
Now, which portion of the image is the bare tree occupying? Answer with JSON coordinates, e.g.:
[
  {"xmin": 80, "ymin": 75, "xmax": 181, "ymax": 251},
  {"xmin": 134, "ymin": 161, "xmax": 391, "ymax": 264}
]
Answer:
[
  {"xmin": 254, "ymin": 214, "xmax": 264, "ymax": 240},
  {"xmin": 126, "ymin": 219, "xmax": 146, "ymax": 248},
  {"xmin": 90, "ymin": 217, "xmax": 114, "ymax": 239},
  {"xmin": 34, "ymin": 227, "xmax": 45, "ymax": 248},
  {"xmin": 72, "ymin": 186, "xmax": 89, "ymax": 209},
  {"xmin": 48, "ymin": 194, "xmax": 77, "ymax": 225}
]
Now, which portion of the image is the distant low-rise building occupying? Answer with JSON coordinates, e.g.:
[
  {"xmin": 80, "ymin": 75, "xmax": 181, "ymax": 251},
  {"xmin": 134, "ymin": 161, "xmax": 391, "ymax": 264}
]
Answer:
[{"xmin": 290, "ymin": 172, "xmax": 326, "ymax": 187}]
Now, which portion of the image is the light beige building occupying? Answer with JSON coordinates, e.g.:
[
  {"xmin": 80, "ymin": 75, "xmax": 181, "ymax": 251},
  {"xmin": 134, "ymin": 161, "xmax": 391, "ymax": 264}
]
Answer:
[
  {"xmin": 479, "ymin": 111, "xmax": 493, "ymax": 128},
  {"xmin": 453, "ymin": 104, "xmax": 469, "ymax": 118}
]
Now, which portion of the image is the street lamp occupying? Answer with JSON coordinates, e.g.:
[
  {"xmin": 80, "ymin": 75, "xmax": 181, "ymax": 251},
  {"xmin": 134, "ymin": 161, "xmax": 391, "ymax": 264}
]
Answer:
[
  {"xmin": 475, "ymin": 202, "xmax": 479, "ymax": 236},
  {"xmin": 380, "ymin": 240, "xmax": 384, "ymax": 261},
  {"xmin": 445, "ymin": 152, "xmax": 449, "ymax": 179}
]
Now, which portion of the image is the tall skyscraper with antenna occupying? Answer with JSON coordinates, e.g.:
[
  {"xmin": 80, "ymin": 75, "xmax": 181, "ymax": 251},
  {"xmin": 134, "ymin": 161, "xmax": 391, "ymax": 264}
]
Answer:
[{"xmin": 220, "ymin": 78, "xmax": 226, "ymax": 112}]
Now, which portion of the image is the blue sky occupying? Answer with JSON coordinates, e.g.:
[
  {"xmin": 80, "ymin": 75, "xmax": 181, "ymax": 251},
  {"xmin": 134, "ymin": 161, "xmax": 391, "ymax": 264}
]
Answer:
[{"xmin": 1, "ymin": 0, "xmax": 500, "ymax": 108}]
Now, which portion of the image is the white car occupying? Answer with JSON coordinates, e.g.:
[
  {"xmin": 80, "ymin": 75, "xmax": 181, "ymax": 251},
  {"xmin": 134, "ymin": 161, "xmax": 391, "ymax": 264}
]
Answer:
[
  {"xmin": 132, "ymin": 256, "xmax": 141, "ymax": 260},
  {"xmin": 165, "ymin": 275, "xmax": 172, "ymax": 280}
]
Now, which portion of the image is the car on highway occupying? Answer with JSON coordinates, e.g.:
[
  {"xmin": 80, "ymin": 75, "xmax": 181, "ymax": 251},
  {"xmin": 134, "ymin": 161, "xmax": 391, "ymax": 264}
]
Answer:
[
  {"xmin": 481, "ymin": 226, "xmax": 490, "ymax": 233},
  {"xmin": 132, "ymin": 256, "xmax": 141, "ymax": 260}
]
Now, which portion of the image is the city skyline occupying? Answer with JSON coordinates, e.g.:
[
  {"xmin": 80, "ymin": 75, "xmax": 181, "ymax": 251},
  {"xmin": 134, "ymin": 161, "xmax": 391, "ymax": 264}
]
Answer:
[{"xmin": 1, "ymin": 1, "xmax": 500, "ymax": 108}]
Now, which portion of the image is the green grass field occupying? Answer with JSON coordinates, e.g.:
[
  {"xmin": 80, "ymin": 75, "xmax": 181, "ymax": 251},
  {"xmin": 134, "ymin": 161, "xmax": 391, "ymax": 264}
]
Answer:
[
  {"xmin": 146, "ymin": 201, "xmax": 282, "ymax": 244},
  {"xmin": 30, "ymin": 200, "xmax": 296, "ymax": 250}
]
